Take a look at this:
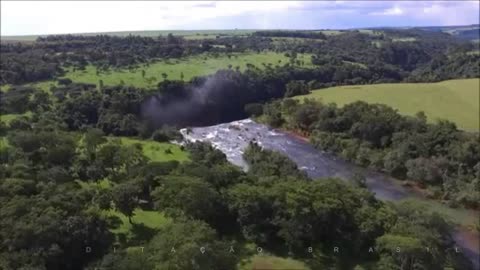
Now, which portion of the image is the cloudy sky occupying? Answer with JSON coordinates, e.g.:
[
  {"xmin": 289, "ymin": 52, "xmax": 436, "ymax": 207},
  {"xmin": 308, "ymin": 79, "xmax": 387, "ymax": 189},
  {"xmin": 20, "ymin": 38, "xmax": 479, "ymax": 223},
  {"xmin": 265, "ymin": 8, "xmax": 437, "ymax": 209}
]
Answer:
[{"xmin": 1, "ymin": 1, "xmax": 479, "ymax": 35}]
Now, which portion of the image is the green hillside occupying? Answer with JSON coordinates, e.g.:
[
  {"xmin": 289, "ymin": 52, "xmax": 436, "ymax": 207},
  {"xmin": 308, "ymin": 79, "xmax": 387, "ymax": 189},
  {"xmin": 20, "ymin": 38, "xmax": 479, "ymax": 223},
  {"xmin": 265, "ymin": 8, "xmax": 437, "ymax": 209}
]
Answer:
[
  {"xmin": 297, "ymin": 79, "xmax": 479, "ymax": 131},
  {"xmin": 2, "ymin": 52, "xmax": 311, "ymax": 91},
  {"xmin": 60, "ymin": 52, "xmax": 311, "ymax": 88}
]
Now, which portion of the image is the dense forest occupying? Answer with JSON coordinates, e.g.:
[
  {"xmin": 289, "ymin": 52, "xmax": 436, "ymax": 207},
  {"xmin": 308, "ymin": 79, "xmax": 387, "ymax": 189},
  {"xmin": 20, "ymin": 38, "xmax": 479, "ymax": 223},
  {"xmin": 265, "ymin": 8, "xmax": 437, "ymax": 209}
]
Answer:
[
  {"xmin": 0, "ymin": 123, "xmax": 475, "ymax": 269},
  {"xmin": 1, "ymin": 29, "xmax": 479, "ymax": 85},
  {"xmin": 1, "ymin": 27, "xmax": 479, "ymax": 269},
  {"xmin": 259, "ymin": 99, "xmax": 479, "ymax": 209}
]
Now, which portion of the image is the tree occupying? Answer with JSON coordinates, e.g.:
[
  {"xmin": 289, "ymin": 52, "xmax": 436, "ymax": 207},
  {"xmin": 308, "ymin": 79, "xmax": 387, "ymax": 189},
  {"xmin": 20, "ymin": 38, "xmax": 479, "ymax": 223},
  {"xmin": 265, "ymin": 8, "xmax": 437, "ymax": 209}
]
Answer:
[
  {"xmin": 263, "ymin": 101, "xmax": 285, "ymax": 128},
  {"xmin": 186, "ymin": 142, "xmax": 228, "ymax": 166},
  {"xmin": 0, "ymin": 186, "xmax": 113, "ymax": 270},
  {"xmin": 29, "ymin": 91, "xmax": 51, "ymax": 112},
  {"xmin": 228, "ymin": 178, "xmax": 391, "ymax": 258},
  {"xmin": 243, "ymin": 142, "xmax": 307, "ymax": 179},
  {"xmin": 383, "ymin": 149, "xmax": 408, "ymax": 178},
  {"xmin": 93, "ymin": 250, "xmax": 153, "ymax": 270},
  {"xmin": 58, "ymin": 90, "xmax": 102, "ymax": 130},
  {"xmin": 161, "ymin": 73, "xmax": 168, "ymax": 81},
  {"xmin": 96, "ymin": 141, "xmax": 124, "ymax": 176},
  {"xmin": 374, "ymin": 200, "xmax": 473, "ymax": 270},
  {"xmin": 145, "ymin": 218, "xmax": 238, "ymax": 270},
  {"xmin": 405, "ymin": 157, "xmax": 447, "ymax": 186},
  {"xmin": 292, "ymin": 99, "xmax": 322, "ymax": 131},
  {"xmin": 58, "ymin": 78, "xmax": 72, "ymax": 86},
  {"xmin": 112, "ymin": 183, "xmax": 139, "ymax": 224},
  {"xmin": 0, "ymin": 86, "xmax": 34, "ymax": 114},
  {"xmin": 152, "ymin": 175, "xmax": 220, "ymax": 223},
  {"xmin": 151, "ymin": 126, "xmax": 182, "ymax": 142},
  {"xmin": 8, "ymin": 117, "xmax": 32, "ymax": 130},
  {"xmin": 83, "ymin": 128, "xmax": 107, "ymax": 160},
  {"xmin": 94, "ymin": 140, "xmax": 146, "ymax": 179}
]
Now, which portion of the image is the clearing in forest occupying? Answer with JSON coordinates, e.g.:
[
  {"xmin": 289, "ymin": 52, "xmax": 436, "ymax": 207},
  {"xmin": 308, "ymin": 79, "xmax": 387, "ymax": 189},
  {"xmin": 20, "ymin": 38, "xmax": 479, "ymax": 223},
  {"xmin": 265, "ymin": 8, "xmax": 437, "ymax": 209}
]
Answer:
[
  {"xmin": 60, "ymin": 52, "xmax": 312, "ymax": 88},
  {"xmin": 118, "ymin": 137, "xmax": 190, "ymax": 162}
]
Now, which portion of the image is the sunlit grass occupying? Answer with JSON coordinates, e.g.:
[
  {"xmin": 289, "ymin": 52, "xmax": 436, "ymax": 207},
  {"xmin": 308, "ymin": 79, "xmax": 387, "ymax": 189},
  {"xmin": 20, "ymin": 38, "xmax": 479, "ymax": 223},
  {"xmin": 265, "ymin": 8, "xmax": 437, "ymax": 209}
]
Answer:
[
  {"xmin": 60, "ymin": 52, "xmax": 312, "ymax": 88},
  {"xmin": 298, "ymin": 78, "xmax": 480, "ymax": 131},
  {"xmin": 0, "ymin": 111, "xmax": 33, "ymax": 125},
  {"xmin": 238, "ymin": 254, "xmax": 310, "ymax": 270},
  {"xmin": 118, "ymin": 137, "xmax": 189, "ymax": 162},
  {"xmin": 106, "ymin": 208, "xmax": 171, "ymax": 235}
]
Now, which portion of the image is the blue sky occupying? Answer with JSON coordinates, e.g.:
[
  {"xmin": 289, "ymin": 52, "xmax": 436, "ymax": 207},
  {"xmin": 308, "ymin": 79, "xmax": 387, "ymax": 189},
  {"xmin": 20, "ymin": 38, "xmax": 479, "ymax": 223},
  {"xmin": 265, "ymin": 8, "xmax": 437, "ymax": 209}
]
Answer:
[{"xmin": 1, "ymin": 1, "xmax": 479, "ymax": 35}]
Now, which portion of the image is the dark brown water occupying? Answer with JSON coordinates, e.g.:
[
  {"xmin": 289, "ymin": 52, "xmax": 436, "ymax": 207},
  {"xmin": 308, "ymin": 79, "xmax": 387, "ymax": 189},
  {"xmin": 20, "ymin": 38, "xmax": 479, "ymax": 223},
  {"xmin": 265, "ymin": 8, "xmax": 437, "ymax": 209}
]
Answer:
[{"xmin": 181, "ymin": 119, "xmax": 479, "ymax": 269}]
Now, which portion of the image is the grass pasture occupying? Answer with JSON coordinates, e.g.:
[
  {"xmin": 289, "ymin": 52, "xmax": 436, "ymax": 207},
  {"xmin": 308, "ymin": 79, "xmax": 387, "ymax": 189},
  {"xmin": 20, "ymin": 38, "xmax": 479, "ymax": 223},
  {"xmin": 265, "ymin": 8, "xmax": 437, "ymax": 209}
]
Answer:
[
  {"xmin": 392, "ymin": 37, "xmax": 417, "ymax": 42},
  {"xmin": 118, "ymin": 137, "xmax": 189, "ymax": 162},
  {"xmin": 297, "ymin": 79, "xmax": 480, "ymax": 131},
  {"xmin": 0, "ymin": 84, "xmax": 11, "ymax": 92},
  {"xmin": 76, "ymin": 179, "xmax": 170, "ymax": 239},
  {"xmin": 106, "ymin": 209, "xmax": 171, "ymax": 236},
  {"xmin": 0, "ymin": 114, "xmax": 22, "ymax": 124},
  {"xmin": 0, "ymin": 111, "xmax": 33, "ymax": 125},
  {"xmin": 318, "ymin": 30, "xmax": 344, "ymax": 36},
  {"xmin": 61, "ymin": 52, "xmax": 312, "ymax": 88},
  {"xmin": 76, "ymin": 178, "xmax": 112, "ymax": 190},
  {"xmin": 0, "ymin": 137, "xmax": 8, "ymax": 150},
  {"xmin": 1, "ymin": 29, "xmax": 255, "ymax": 42},
  {"xmin": 239, "ymin": 255, "xmax": 309, "ymax": 270}
]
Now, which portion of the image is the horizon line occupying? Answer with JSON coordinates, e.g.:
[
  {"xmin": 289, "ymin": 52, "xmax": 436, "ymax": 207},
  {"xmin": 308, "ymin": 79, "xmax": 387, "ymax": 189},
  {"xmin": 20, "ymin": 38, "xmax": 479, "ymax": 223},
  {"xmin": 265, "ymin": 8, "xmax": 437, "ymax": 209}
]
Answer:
[{"xmin": 2, "ymin": 23, "xmax": 479, "ymax": 37}]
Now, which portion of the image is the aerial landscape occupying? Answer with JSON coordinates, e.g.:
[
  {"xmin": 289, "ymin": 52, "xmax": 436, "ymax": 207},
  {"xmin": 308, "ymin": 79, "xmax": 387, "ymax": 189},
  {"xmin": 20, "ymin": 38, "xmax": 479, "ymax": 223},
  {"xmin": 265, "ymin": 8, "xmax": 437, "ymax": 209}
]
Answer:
[{"xmin": 0, "ymin": 1, "xmax": 479, "ymax": 270}]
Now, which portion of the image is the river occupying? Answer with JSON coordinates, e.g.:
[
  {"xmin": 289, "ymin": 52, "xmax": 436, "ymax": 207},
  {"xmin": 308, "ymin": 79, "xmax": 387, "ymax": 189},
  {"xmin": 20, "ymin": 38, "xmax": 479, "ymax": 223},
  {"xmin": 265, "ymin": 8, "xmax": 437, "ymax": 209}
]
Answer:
[{"xmin": 180, "ymin": 119, "xmax": 479, "ymax": 269}]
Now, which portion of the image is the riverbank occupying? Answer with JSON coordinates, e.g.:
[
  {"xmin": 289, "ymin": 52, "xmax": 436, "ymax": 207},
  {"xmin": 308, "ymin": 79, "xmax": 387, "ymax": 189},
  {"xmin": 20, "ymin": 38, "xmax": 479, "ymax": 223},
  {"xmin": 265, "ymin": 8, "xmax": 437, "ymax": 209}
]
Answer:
[
  {"xmin": 279, "ymin": 125, "xmax": 479, "ymax": 206},
  {"xmin": 183, "ymin": 119, "xmax": 479, "ymax": 268},
  {"xmin": 278, "ymin": 128, "xmax": 309, "ymax": 142},
  {"xmin": 277, "ymin": 125, "xmax": 480, "ymax": 268}
]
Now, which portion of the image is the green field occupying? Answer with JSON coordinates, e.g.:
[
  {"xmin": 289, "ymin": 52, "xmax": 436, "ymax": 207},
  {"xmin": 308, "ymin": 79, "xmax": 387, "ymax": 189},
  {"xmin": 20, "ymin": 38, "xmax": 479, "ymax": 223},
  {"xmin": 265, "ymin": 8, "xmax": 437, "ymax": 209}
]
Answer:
[
  {"xmin": 60, "ymin": 52, "xmax": 311, "ymax": 88},
  {"xmin": 106, "ymin": 209, "xmax": 171, "ymax": 235},
  {"xmin": 118, "ymin": 137, "xmax": 189, "ymax": 162},
  {"xmin": 77, "ymin": 179, "xmax": 170, "ymax": 237},
  {"xmin": 297, "ymin": 79, "xmax": 480, "ymax": 131},
  {"xmin": 392, "ymin": 37, "xmax": 417, "ymax": 42},
  {"xmin": 0, "ymin": 137, "xmax": 8, "ymax": 150},
  {"xmin": 0, "ymin": 114, "xmax": 22, "ymax": 124},
  {"xmin": 1, "ymin": 81, "xmax": 55, "ymax": 93},
  {"xmin": 76, "ymin": 178, "xmax": 169, "ymax": 238},
  {"xmin": 1, "ymin": 52, "xmax": 312, "ymax": 91},
  {"xmin": 1, "ymin": 29, "xmax": 255, "ymax": 42},
  {"xmin": 318, "ymin": 30, "xmax": 344, "ymax": 36},
  {"xmin": 0, "ymin": 111, "xmax": 32, "ymax": 124},
  {"xmin": 239, "ymin": 255, "xmax": 309, "ymax": 270}
]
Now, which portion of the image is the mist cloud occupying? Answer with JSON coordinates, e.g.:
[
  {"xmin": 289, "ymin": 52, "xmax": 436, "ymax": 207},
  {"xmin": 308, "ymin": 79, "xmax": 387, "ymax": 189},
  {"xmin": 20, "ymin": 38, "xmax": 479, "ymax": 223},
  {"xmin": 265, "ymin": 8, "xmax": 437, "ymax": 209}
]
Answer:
[{"xmin": 141, "ymin": 75, "xmax": 236, "ymax": 127}]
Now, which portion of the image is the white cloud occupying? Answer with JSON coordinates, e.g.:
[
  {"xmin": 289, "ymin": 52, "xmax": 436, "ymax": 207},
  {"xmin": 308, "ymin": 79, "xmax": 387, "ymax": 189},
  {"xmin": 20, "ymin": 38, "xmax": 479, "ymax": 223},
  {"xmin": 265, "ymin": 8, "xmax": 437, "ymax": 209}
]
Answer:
[
  {"xmin": 368, "ymin": 1, "xmax": 479, "ymax": 25},
  {"xmin": 1, "ymin": 1, "xmax": 479, "ymax": 35},
  {"xmin": 416, "ymin": 1, "xmax": 480, "ymax": 25},
  {"xmin": 371, "ymin": 6, "xmax": 404, "ymax": 16},
  {"xmin": 1, "ymin": 1, "xmax": 303, "ymax": 35}
]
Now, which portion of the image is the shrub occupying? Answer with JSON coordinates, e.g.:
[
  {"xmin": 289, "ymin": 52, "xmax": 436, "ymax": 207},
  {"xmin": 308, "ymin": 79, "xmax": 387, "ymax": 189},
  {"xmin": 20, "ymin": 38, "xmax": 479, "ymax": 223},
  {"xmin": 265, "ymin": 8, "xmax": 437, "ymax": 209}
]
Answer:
[
  {"xmin": 244, "ymin": 103, "xmax": 263, "ymax": 117},
  {"xmin": 57, "ymin": 78, "xmax": 72, "ymax": 86},
  {"xmin": 152, "ymin": 125, "xmax": 182, "ymax": 142}
]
